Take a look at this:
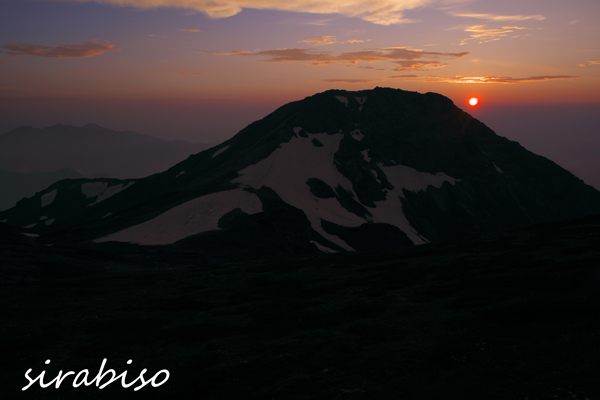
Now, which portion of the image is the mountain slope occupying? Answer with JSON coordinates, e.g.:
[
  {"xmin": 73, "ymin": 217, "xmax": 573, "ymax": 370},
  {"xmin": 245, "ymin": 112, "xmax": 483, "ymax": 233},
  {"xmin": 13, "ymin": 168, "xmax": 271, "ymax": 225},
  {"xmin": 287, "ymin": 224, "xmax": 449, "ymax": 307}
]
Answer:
[
  {"xmin": 0, "ymin": 168, "xmax": 87, "ymax": 211},
  {"xmin": 2, "ymin": 88, "xmax": 599, "ymax": 255}
]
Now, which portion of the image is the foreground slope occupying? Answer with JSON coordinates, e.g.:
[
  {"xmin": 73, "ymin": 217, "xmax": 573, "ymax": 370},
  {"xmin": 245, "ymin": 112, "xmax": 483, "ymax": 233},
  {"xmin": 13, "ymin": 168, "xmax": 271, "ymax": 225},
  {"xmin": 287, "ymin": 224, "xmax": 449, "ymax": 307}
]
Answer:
[
  {"xmin": 2, "ymin": 88, "xmax": 599, "ymax": 255},
  {"xmin": 2, "ymin": 212, "xmax": 600, "ymax": 399}
]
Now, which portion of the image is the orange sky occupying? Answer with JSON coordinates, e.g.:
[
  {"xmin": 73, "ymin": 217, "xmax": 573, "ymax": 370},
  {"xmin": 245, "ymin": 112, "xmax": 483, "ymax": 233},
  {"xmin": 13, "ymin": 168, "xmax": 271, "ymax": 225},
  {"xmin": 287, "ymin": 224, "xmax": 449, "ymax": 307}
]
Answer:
[
  {"xmin": 0, "ymin": 0, "xmax": 599, "ymax": 143},
  {"xmin": 1, "ymin": 0, "xmax": 599, "ymax": 188}
]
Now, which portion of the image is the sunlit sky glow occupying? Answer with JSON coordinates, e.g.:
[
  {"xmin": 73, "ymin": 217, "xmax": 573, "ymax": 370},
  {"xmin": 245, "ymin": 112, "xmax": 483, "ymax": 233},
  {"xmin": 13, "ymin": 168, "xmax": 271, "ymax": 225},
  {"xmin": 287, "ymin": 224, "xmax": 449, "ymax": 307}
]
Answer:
[{"xmin": 1, "ymin": 0, "xmax": 599, "ymax": 144}]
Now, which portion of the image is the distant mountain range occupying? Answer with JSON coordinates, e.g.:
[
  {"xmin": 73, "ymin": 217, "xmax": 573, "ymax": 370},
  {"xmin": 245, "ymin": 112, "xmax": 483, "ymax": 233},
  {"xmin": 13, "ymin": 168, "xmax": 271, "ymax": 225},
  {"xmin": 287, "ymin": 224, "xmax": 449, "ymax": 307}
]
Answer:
[
  {"xmin": 0, "ymin": 124, "xmax": 211, "ymax": 211},
  {"xmin": 2, "ymin": 88, "xmax": 599, "ymax": 257}
]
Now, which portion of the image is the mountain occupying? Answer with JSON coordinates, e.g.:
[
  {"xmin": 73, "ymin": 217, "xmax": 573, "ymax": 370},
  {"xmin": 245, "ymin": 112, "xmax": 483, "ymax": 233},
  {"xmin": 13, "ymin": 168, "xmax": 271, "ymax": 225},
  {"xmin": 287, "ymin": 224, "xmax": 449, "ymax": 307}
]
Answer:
[
  {"xmin": 1, "ymin": 88, "xmax": 599, "ymax": 257},
  {"xmin": 0, "ymin": 123, "xmax": 211, "ymax": 179},
  {"xmin": 0, "ymin": 168, "xmax": 87, "ymax": 211}
]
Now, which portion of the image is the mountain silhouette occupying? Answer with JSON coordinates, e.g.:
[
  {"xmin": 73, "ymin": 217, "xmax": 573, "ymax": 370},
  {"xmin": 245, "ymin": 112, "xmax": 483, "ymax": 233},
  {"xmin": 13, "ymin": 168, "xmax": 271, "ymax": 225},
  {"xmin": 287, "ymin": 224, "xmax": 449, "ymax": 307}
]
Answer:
[{"xmin": 1, "ymin": 88, "xmax": 599, "ymax": 258}]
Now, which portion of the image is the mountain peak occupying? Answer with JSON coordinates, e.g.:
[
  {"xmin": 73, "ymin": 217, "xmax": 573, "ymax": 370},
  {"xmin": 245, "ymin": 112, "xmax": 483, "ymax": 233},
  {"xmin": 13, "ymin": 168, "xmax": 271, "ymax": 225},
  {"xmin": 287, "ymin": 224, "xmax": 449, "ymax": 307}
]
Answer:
[{"xmin": 2, "ymin": 88, "xmax": 599, "ymax": 258}]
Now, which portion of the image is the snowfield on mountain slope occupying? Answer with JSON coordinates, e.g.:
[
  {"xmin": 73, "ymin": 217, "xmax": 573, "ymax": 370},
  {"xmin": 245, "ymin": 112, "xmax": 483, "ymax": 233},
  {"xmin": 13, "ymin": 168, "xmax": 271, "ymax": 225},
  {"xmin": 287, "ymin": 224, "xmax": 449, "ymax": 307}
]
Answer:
[
  {"xmin": 41, "ymin": 190, "xmax": 57, "ymax": 208},
  {"xmin": 93, "ymin": 189, "xmax": 262, "ymax": 245},
  {"xmin": 93, "ymin": 129, "xmax": 458, "ymax": 248},
  {"xmin": 235, "ymin": 131, "xmax": 365, "ymax": 251},
  {"xmin": 82, "ymin": 182, "xmax": 135, "ymax": 206},
  {"xmin": 233, "ymin": 129, "xmax": 458, "ymax": 248}
]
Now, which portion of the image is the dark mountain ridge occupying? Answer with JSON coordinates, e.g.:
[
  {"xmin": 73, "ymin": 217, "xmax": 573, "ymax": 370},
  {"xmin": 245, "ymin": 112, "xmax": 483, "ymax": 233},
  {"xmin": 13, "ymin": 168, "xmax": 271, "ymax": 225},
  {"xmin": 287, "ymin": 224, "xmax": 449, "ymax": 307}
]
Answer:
[{"xmin": 1, "ymin": 87, "xmax": 599, "ymax": 257}]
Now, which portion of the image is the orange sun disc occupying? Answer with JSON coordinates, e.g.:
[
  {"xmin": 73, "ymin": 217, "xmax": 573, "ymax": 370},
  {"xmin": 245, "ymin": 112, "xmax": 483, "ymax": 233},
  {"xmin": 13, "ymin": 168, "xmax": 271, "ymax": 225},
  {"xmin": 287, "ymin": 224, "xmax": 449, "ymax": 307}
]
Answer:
[{"xmin": 469, "ymin": 97, "xmax": 479, "ymax": 106}]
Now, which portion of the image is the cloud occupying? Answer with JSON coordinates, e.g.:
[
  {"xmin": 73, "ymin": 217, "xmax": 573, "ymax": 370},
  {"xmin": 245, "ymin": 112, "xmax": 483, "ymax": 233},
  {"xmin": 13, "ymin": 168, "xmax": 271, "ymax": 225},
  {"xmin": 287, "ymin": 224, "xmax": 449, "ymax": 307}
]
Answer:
[
  {"xmin": 392, "ymin": 60, "xmax": 449, "ymax": 71},
  {"xmin": 198, "ymin": 46, "xmax": 471, "ymax": 66},
  {"xmin": 580, "ymin": 61, "xmax": 600, "ymax": 67},
  {"xmin": 386, "ymin": 75, "xmax": 579, "ymax": 83},
  {"xmin": 58, "ymin": 0, "xmax": 433, "ymax": 25},
  {"xmin": 3, "ymin": 40, "xmax": 117, "ymax": 58},
  {"xmin": 449, "ymin": 12, "xmax": 545, "ymax": 21},
  {"xmin": 320, "ymin": 78, "xmax": 384, "ymax": 83},
  {"xmin": 196, "ymin": 50, "xmax": 252, "ymax": 55},
  {"xmin": 0, "ymin": 56, "xmax": 15, "ymax": 65},
  {"xmin": 387, "ymin": 74, "xmax": 418, "ymax": 78},
  {"xmin": 356, "ymin": 65, "xmax": 384, "ymax": 70},
  {"xmin": 179, "ymin": 28, "xmax": 201, "ymax": 32},
  {"xmin": 299, "ymin": 36, "xmax": 340, "ymax": 45},
  {"xmin": 460, "ymin": 25, "xmax": 528, "ymax": 44},
  {"xmin": 181, "ymin": 70, "xmax": 206, "ymax": 74},
  {"xmin": 346, "ymin": 39, "xmax": 365, "ymax": 44}
]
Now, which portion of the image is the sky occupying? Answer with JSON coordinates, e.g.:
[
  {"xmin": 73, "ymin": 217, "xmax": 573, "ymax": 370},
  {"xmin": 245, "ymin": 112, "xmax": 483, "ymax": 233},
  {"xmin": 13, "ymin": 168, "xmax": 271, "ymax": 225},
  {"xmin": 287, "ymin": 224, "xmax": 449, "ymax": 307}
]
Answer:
[{"xmin": 1, "ymin": 0, "xmax": 599, "ymax": 187}]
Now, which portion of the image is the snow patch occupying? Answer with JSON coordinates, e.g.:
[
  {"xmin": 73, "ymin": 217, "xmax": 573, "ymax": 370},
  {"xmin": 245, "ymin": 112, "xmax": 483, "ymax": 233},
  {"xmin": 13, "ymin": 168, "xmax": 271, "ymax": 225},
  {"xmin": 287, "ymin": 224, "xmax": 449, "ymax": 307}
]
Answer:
[
  {"xmin": 39, "ymin": 216, "xmax": 48, "ymax": 221},
  {"xmin": 366, "ymin": 164, "xmax": 459, "ymax": 244},
  {"xmin": 232, "ymin": 132, "xmax": 460, "ymax": 249},
  {"xmin": 212, "ymin": 145, "xmax": 230, "ymax": 158},
  {"xmin": 83, "ymin": 182, "xmax": 135, "ymax": 207},
  {"xmin": 22, "ymin": 233, "xmax": 39, "ymax": 238},
  {"xmin": 493, "ymin": 163, "xmax": 503, "ymax": 173},
  {"xmin": 93, "ymin": 189, "xmax": 263, "ymax": 245},
  {"xmin": 82, "ymin": 182, "xmax": 107, "ymax": 199},
  {"xmin": 355, "ymin": 96, "xmax": 367, "ymax": 111},
  {"xmin": 350, "ymin": 129, "xmax": 364, "ymax": 141},
  {"xmin": 234, "ymin": 132, "xmax": 363, "ymax": 251},
  {"xmin": 176, "ymin": 171, "xmax": 185, "ymax": 178},
  {"xmin": 361, "ymin": 150, "xmax": 371, "ymax": 163},
  {"xmin": 311, "ymin": 240, "xmax": 338, "ymax": 254},
  {"xmin": 0, "ymin": 219, "xmax": 6, "ymax": 223},
  {"xmin": 335, "ymin": 95, "xmax": 349, "ymax": 106},
  {"xmin": 24, "ymin": 224, "xmax": 36, "ymax": 228},
  {"xmin": 102, "ymin": 213, "xmax": 113, "ymax": 219},
  {"xmin": 45, "ymin": 218, "xmax": 55, "ymax": 226},
  {"xmin": 41, "ymin": 190, "xmax": 57, "ymax": 208}
]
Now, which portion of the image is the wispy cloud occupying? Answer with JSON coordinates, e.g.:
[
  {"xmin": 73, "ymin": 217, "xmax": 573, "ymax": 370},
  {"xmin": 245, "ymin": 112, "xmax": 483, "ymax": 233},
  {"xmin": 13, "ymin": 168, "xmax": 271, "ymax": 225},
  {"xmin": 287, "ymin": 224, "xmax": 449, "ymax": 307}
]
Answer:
[
  {"xmin": 392, "ymin": 60, "xmax": 449, "ymax": 71},
  {"xmin": 386, "ymin": 75, "xmax": 579, "ymax": 83},
  {"xmin": 198, "ymin": 46, "xmax": 471, "ymax": 66},
  {"xmin": 58, "ymin": 0, "xmax": 432, "ymax": 25},
  {"xmin": 579, "ymin": 61, "xmax": 600, "ymax": 67},
  {"xmin": 0, "ymin": 55, "xmax": 16, "ymax": 65},
  {"xmin": 181, "ymin": 71, "xmax": 206, "ymax": 75},
  {"xmin": 196, "ymin": 50, "xmax": 252, "ymax": 55},
  {"xmin": 179, "ymin": 28, "xmax": 201, "ymax": 32},
  {"xmin": 299, "ymin": 36, "xmax": 340, "ymax": 45},
  {"xmin": 460, "ymin": 25, "xmax": 528, "ymax": 44},
  {"xmin": 3, "ymin": 40, "xmax": 118, "ymax": 58},
  {"xmin": 449, "ymin": 12, "xmax": 545, "ymax": 21},
  {"xmin": 356, "ymin": 65, "xmax": 384, "ymax": 70},
  {"xmin": 387, "ymin": 74, "xmax": 418, "ymax": 78},
  {"xmin": 346, "ymin": 39, "xmax": 365, "ymax": 44}
]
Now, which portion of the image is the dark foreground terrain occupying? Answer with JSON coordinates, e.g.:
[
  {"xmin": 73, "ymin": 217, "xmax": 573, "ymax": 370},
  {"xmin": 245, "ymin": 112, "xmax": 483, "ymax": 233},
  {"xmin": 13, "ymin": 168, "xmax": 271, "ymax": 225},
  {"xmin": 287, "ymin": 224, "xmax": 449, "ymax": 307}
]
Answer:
[{"xmin": 1, "ymin": 214, "xmax": 600, "ymax": 400}]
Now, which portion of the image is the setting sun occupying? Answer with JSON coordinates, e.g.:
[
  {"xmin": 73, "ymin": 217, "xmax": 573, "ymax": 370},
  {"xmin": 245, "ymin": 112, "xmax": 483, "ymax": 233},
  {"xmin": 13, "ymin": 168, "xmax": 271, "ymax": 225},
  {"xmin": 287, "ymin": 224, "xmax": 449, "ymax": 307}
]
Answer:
[{"xmin": 469, "ymin": 97, "xmax": 479, "ymax": 106}]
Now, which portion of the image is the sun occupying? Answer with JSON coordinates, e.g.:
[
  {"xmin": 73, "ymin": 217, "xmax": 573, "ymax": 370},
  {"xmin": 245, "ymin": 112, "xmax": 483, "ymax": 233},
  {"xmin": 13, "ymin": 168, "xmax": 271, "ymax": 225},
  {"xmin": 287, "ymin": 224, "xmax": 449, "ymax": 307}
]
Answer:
[{"xmin": 469, "ymin": 97, "xmax": 479, "ymax": 106}]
